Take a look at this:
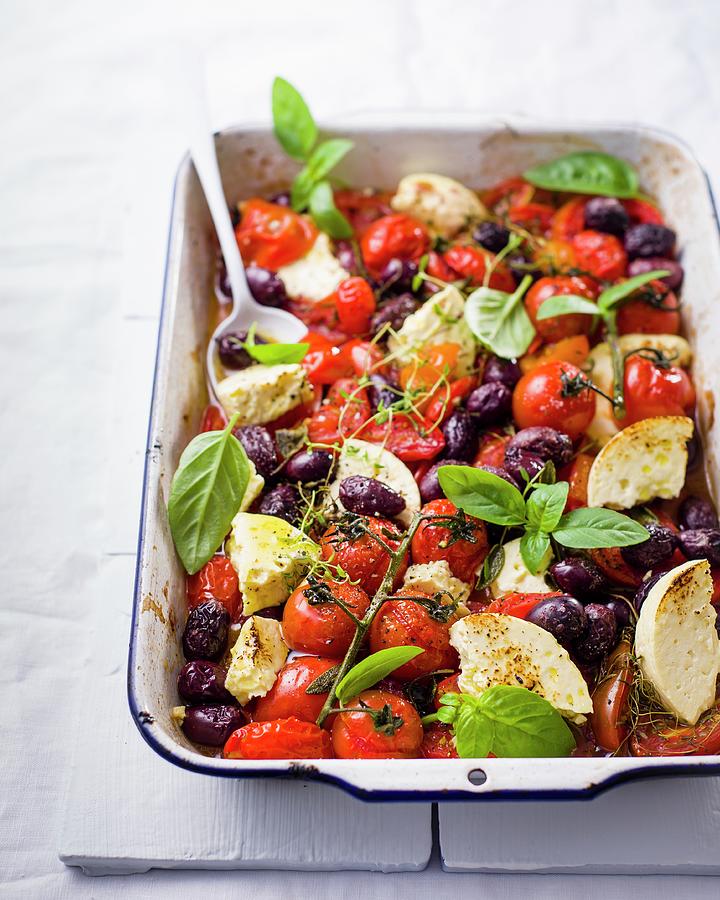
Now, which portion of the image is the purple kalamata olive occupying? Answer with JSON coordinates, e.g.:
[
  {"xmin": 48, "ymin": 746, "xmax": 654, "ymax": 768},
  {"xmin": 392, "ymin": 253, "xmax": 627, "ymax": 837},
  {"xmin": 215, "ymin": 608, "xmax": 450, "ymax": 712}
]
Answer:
[
  {"xmin": 335, "ymin": 240, "xmax": 360, "ymax": 274},
  {"xmin": 505, "ymin": 426, "xmax": 573, "ymax": 469},
  {"xmin": 527, "ymin": 595, "xmax": 587, "ymax": 646},
  {"xmin": 466, "ymin": 382, "xmax": 512, "ymax": 426},
  {"xmin": 583, "ymin": 197, "xmax": 630, "ymax": 236},
  {"xmin": 679, "ymin": 496, "xmax": 719, "ymax": 531},
  {"xmin": 678, "ymin": 529, "xmax": 720, "ymax": 566},
  {"xmin": 370, "ymin": 294, "xmax": 419, "ymax": 335},
  {"xmin": 441, "ymin": 410, "xmax": 478, "ymax": 461},
  {"xmin": 284, "ymin": 448, "xmax": 334, "ymax": 483},
  {"xmin": 475, "ymin": 465, "xmax": 520, "ymax": 488},
  {"xmin": 624, "ymin": 223, "xmax": 676, "ymax": 259},
  {"xmin": 217, "ymin": 264, "xmax": 232, "ymax": 300},
  {"xmin": 627, "ymin": 256, "xmax": 684, "ymax": 291},
  {"xmin": 377, "ymin": 258, "xmax": 419, "ymax": 294},
  {"xmin": 604, "ymin": 598, "xmax": 632, "ymax": 631},
  {"xmin": 217, "ymin": 330, "xmax": 267, "ymax": 370},
  {"xmin": 549, "ymin": 557, "xmax": 607, "ymax": 599},
  {"xmin": 268, "ymin": 191, "xmax": 291, "ymax": 207},
  {"xmin": 246, "ymin": 265, "xmax": 288, "ymax": 308},
  {"xmin": 503, "ymin": 450, "xmax": 546, "ymax": 484},
  {"xmin": 473, "ymin": 221, "xmax": 511, "ymax": 253},
  {"xmin": 621, "ymin": 523, "xmax": 677, "ymax": 571},
  {"xmin": 182, "ymin": 600, "xmax": 230, "ymax": 662},
  {"xmin": 367, "ymin": 373, "xmax": 401, "ymax": 413},
  {"xmin": 177, "ymin": 660, "xmax": 233, "ymax": 704},
  {"xmin": 339, "ymin": 475, "xmax": 406, "ymax": 518},
  {"xmin": 418, "ymin": 459, "xmax": 465, "ymax": 503},
  {"xmin": 482, "ymin": 356, "xmax": 522, "ymax": 389},
  {"xmin": 686, "ymin": 431, "xmax": 701, "ymax": 471},
  {"xmin": 633, "ymin": 572, "xmax": 664, "ymax": 611},
  {"xmin": 233, "ymin": 425, "xmax": 278, "ymax": 479},
  {"xmin": 257, "ymin": 483, "xmax": 302, "ymax": 524},
  {"xmin": 178, "ymin": 705, "xmax": 244, "ymax": 747},
  {"xmin": 506, "ymin": 253, "xmax": 541, "ymax": 283},
  {"xmin": 573, "ymin": 604, "xmax": 617, "ymax": 663}
]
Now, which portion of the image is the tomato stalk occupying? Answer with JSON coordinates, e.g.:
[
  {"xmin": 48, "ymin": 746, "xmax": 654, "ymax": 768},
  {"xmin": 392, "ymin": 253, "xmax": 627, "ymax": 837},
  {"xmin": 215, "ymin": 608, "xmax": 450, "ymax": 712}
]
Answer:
[{"xmin": 605, "ymin": 311, "xmax": 626, "ymax": 418}]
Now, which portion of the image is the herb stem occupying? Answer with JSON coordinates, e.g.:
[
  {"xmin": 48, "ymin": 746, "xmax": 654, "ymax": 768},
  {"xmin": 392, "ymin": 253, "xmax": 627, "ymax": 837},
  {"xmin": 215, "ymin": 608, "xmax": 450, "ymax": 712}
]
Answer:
[{"xmin": 606, "ymin": 312, "xmax": 626, "ymax": 418}]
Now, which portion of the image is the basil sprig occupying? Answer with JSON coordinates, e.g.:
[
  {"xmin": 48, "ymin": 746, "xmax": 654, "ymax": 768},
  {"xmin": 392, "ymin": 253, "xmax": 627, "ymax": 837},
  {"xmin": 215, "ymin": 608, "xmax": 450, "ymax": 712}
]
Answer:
[
  {"xmin": 335, "ymin": 647, "xmax": 424, "ymax": 703},
  {"xmin": 236, "ymin": 324, "xmax": 309, "ymax": 365},
  {"xmin": 168, "ymin": 414, "xmax": 250, "ymax": 574},
  {"xmin": 464, "ymin": 274, "xmax": 535, "ymax": 360},
  {"xmin": 437, "ymin": 465, "xmax": 648, "ymax": 574},
  {"xmin": 523, "ymin": 151, "xmax": 640, "ymax": 198},
  {"xmin": 436, "ymin": 687, "xmax": 576, "ymax": 758},
  {"xmin": 271, "ymin": 76, "xmax": 353, "ymax": 238}
]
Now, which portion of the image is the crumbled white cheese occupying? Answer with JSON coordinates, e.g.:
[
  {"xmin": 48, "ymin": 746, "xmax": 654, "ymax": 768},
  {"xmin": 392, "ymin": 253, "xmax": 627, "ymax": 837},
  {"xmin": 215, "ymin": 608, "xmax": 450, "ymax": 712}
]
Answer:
[
  {"xmin": 391, "ymin": 172, "xmax": 487, "ymax": 238},
  {"xmin": 225, "ymin": 616, "xmax": 289, "ymax": 706},
  {"xmin": 216, "ymin": 364, "xmax": 314, "ymax": 426},
  {"xmin": 276, "ymin": 233, "xmax": 349, "ymax": 301}
]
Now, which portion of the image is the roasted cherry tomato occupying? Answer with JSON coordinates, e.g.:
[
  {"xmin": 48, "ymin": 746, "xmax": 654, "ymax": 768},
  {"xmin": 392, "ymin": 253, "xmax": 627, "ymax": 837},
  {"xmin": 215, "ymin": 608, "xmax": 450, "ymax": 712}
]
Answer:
[
  {"xmin": 335, "ymin": 276, "xmax": 377, "ymax": 335},
  {"xmin": 620, "ymin": 354, "xmax": 695, "ymax": 427},
  {"xmin": 434, "ymin": 673, "xmax": 461, "ymax": 708},
  {"xmin": 223, "ymin": 717, "xmax": 333, "ymax": 759},
  {"xmin": 590, "ymin": 546, "xmax": 643, "ymax": 588},
  {"xmin": 420, "ymin": 722, "xmax": 459, "ymax": 758},
  {"xmin": 572, "ymin": 229, "xmax": 627, "ymax": 281},
  {"xmin": 443, "ymin": 245, "xmax": 516, "ymax": 292},
  {"xmin": 364, "ymin": 413, "xmax": 446, "ymax": 462},
  {"xmin": 559, "ymin": 452, "xmax": 594, "ymax": 511},
  {"xmin": 589, "ymin": 639, "xmax": 633, "ymax": 752},
  {"xmin": 411, "ymin": 499, "xmax": 488, "ymax": 582},
  {"xmin": 534, "ymin": 238, "xmax": 577, "ymax": 275},
  {"xmin": 507, "ymin": 202, "xmax": 554, "ymax": 234},
  {"xmin": 235, "ymin": 199, "xmax": 317, "ymax": 269},
  {"xmin": 186, "ymin": 555, "xmax": 241, "ymax": 621},
  {"xmin": 399, "ymin": 342, "xmax": 460, "ymax": 396},
  {"xmin": 302, "ymin": 333, "xmax": 354, "ymax": 386},
  {"xmin": 327, "ymin": 377, "xmax": 373, "ymax": 437},
  {"xmin": 252, "ymin": 656, "xmax": 339, "ymax": 725},
  {"xmin": 426, "ymin": 249, "xmax": 459, "ymax": 282},
  {"xmin": 482, "ymin": 177, "xmax": 534, "ymax": 213},
  {"xmin": 425, "ymin": 375, "xmax": 478, "ymax": 424},
  {"xmin": 282, "ymin": 580, "xmax": 371, "ymax": 656},
  {"xmin": 320, "ymin": 516, "xmax": 407, "ymax": 595},
  {"xmin": 519, "ymin": 335, "xmax": 591, "ymax": 374},
  {"xmin": 512, "ymin": 360, "xmax": 596, "ymax": 441},
  {"xmin": 331, "ymin": 689, "xmax": 423, "ymax": 759},
  {"xmin": 622, "ymin": 198, "xmax": 664, "ymax": 225},
  {"xmin": 199, "ymin": 404, "xmax": 227, "ymax": 433},
  {"xmin": 306, "ymin": 406, "xmax": 343, "ymax": 446},
  {"xmin": 334, "ymin": 189, "xmax": 393, "ymax": 237},
  {"xmin": 360, "ymin": 214, "xmax": 430, "ymax": 278},
  {"xmin": 485, "ymin": 591, "xmax": 562, "ymax": 618},
  {"xmin": 524, "ymin": 275, "xmax": 598, "ymax": 343},
  {"xmin": 343, "ymin": 339, "xmax": 385, "ymax": 377},
  {"xmin": 616, "ymin": 280, "xmax": 681, "ymax": 336},
  {"xmin": 631, "ymin": 701, "xmax": 720, "ymax": 756},
  {"xmin": 369, "ymin": 587, "xmax": 458, "ymax": 680},
  {"xmin": 550, "ymin": 197, "xmax": 587, "ymax": 241},
  {"xmin": 473, "ymin": 432, "xmax": 511, "ymax": 469}
]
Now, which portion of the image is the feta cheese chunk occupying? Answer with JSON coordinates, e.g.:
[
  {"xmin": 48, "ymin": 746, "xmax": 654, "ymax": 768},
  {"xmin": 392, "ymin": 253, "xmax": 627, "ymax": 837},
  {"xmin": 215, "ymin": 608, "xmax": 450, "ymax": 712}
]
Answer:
[
  {"xmin": 239, "ymin": 459, "xmax": 264, "ymax": 512},
  {"xmin": 586, "ymin": 415, "xmax": 694, "ymax": 510},
  {"xmin": 489, "ymin": 537, "xmax": 552, "ymax": 598},
  {"xmin": 387, "ymin": 284, "xmax": 477, "ymax": 376},
  {"xmin": 391, "ymin": 173, "xmax": 487, "ymax": 238},
  {"xmin": 403, "ymin": 560, "xmax": 471, "ymax": 610},
  {"xmin": 450, "ymin": 613, "xmax": 593, "ymax": 723},
  {"xmin": 276, "ymin": 233, "xmax": 349, "ymax": 301},
  {"xmin": 323, "ymin": 438, "xmax": 421, "ymax": 527},
  {"xmin": 227, "ymin": 512, "xmax": 319, "ymax": 616},
  {"xmin": 635, "ymin": 559, "xmax": 720, "ymax": 724},
  {"xmin": 216, "ymin": 363, "xmax": 314, "ymax": 426},
  {"xmin": 225, "ymin": 616, "xmax": 289, "ymax": 706}
]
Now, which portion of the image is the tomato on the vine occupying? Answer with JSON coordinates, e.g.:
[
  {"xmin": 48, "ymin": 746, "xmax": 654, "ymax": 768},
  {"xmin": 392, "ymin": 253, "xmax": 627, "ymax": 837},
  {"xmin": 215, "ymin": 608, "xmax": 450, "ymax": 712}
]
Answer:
[
  {"xmin": 443, "ymin": 245, "xmax": 516, "ymax": 292},
  {"xmin": 620, "ymin": 354, "xmax": 695, "ymax": 426},
  {"xmin": 524, "ymin": 275, "xmax": 598, "ymax": 343},
  {"xmin": 335, "ymin": 276, "xmax": 377, "ymax": 335},
  {"xmin": 282, "ymin": 579, "xmax": 371, "ymax": 656},
  {"xmin": 186, "ymin": 555, "xmax": 241, "ymax": 620},
  {"xmin": 331, "ymin": 689, "xmax": 423, "ymax": 759},
  {"xmin": 512, "ymin": 360, "xmax": 596, "ymax": 441},
  {"xmin": 572, "ymin": 229, "xmax": 627, "ymax": 281},
  {"xmin": 360, "ymin": 213, "xmax": 430, "ymax": 278},
  {"xmin": 223, "ymin": 717, "xmax": 333, "ymax": 759},
  {"xmin": 235, "ymin": 199, "xmax": 317, "ymax": 269},
  {"xmin": 616, "ymin": 280, "xmax": 681, "ymax": 336},
  {"xmin": 411, "ymin": 498, "xmax": 488, "ymax": 582},
  {"xmin": 252, "ymin": 656, "xmax": 340, "ymax": 725},
  {"xmin": 420, "ymin": 723, "xmax": 458, "ymax": 758},
  {"xmin": 320, "ymin": 516, "xmax": 407, "ymax": 595}
]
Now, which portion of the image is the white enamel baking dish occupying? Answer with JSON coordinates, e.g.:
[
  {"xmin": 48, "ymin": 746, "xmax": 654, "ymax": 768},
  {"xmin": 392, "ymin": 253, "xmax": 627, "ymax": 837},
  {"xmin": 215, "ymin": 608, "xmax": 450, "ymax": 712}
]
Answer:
[{"xmin": 129, "ymin": 114, "xmax": 720, "ymax": 800}]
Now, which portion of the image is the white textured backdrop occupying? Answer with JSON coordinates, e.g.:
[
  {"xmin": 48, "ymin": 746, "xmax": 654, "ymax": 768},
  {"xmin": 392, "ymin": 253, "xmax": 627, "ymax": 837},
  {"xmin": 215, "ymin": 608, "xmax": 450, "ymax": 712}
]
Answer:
[{"xmin": 2, "ymin": 0, "xmax": 720, "ymax": 896}]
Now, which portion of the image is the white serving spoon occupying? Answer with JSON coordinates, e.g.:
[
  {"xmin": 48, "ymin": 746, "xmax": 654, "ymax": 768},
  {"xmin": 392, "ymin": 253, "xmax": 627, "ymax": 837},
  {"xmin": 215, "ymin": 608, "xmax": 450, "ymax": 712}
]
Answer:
[{"xmin": 185, "ymin": 63, "xmax": 307, "ymax": 402}]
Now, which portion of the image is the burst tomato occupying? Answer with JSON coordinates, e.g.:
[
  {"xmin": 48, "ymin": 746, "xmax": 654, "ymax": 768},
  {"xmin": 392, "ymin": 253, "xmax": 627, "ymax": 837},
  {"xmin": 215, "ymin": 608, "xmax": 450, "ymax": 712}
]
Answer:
[
  {"xmin": 426, "ymin": 249, "xmax": 459, "ymax": 282},
  {"xmin": 485, "ymin": 591, "xmax": 561, "ymax": 618},
  {"xmin": 507, "ymin": 202, "xmax": 554, "ymax": 233},
  {"xmin": 420, "ymin": 723, "xmax": 458, "ymax": 758},
  {"xmin": 524, "ymin": 275, "xmax": 599, "ymax": 343},
  {"xmin": 186, "ymin": 555, "xmax": 241, "ymax": 620},
  {"xmin": 235, "ymin": 199, "xmax": 317, "ymax": 269},
  {"xmin": 559, "ymin": 452, "xmax": 594, "ymax": 510},
  {"xmin": 223, "ymin": 717, "xmax": 333, "ymax": 759},
  {"xmin": 631, "ymin": 702, "xmax": 720, "ymax": 756},
  {"xmin": 331, "ymin": 689, "xmax": 423, "ymax": 759},
  {"xmin": 320, "ymin": 516, "xmax": 407, "ymax": 595},
  {"xmin": 334, "ymin": 189, "xmax": 393, "ymax": 237},
  {"xmin": 616, "ymin": 280, "xmax": 681, "ymax": 335},
  {"xmin": 411, "ymin": 499, "xmax": 488, "ymax": 582},
  {"xmin": 589, "ymin": 639, "xmax": 633, "ymax": 752},
  {"xmin": 360, "ymin": 214, "xmax": 430, "ymax": 278},
  {"xmin": 620, "ymin": 354, "xmax": 695, "ymax": 426},
  {"xmin": 443, "ymin": 245, "xmax": 516, "ymax": 291},
  {"xmin": 622, "ymin": 198, "xmax": 664, "ymax": 225},
  {"xmin": 473, "ymin": 433, "xmax": 511, "ymax": 468},
  {"xmin": 512, "ymin": 360, "xmax": 596, "ymax": 440},
  {"xmin": 252, "ymin": 656, "xmax": 340, "ymax": 725},
  {"xmin": 590, "ymin": 546, "xmax": 643, "ymax": 588},
  {"xmin": 364, "ymin": 413, "xmax": 446, "ymax": 462},
  {"xmin": 572, "ymin": 229, "xmax": 627, "ymax": 281},
  {"xmin": 282, "ymin": 580, "xmax": 371, "ymax": 656},
  {"xmin": 335, "ymin": 276, "xmax": 377, "ymax": 335}
]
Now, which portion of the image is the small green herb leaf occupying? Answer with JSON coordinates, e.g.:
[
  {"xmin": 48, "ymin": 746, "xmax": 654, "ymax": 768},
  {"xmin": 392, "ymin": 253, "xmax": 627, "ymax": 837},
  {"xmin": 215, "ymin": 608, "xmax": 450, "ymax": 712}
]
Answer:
[
  {"xmin": 524, "ymin": 151, "xmax": 640, "ymax": 199},
  {"xmin": 519, "ymin": 530, "xmax": 551, "ymax": 575},
  {"xmin": 244, "ymin": 341, "xmax": 309, "ymax": 365},
  {"xmin": 335, "ymin": 646, "xmax": 424, "ymax": 704},
  {"xmin": 465, "ymin": 275, "xmax": 536, "ymax": 360},
  {"xmin": 438, "ymin": 465, "xmax": 527, "ymax": 527},
  {"xmin": 535, "ymin": 295, "xmax": 600, "ymax": 320},
  {"xmin": 309, "ymin": 180, "xmax": 353, "ymax": 239},
  {"xmin": 291, "ymin": 138, "xmax": 355, "ymax": 211},
  {"xmin": 552, "ymin": 507, "xmax": 650, "ymax": 548},
  {"xmin": 271, "ymin": 77, "xmax": 317, "ymax": 161},
  {"xmin": 168, "ymin": 416, "xmax": 250, "ymax": 574},
  {"xmin": 525, "ymin": 482, "xmax": 569, "ymax": 533},
  {"xmin": 597, "ymin": 269, "xmax": 671, "ymax": 314},
  {"xmin": 477, "ymin": 543, "xmax": 506, "ymax": 589}
]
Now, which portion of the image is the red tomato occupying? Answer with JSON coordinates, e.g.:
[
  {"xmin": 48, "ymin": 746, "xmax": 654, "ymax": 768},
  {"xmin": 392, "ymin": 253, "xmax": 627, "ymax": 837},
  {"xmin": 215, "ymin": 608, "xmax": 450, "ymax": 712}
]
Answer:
[
  {"xmin": 199, "ymin": 404, "xmax": 227, "ymax": 433},
  {"xmin": 425, "ymin": 375, "xmax": 478, "ymax": 424},
  {"xmin": 360, "ymin": 214, "xmax": 430, "ymax": 278},
  {"xmin": 631, "ymin": 702, "xmax": 720, "ymax": 756},
  {"xmin": 482, "ymin": 177, "xmax": 534, "ymax": 213},
  {"xmin": 327, "ymin": 377, "xmax": 373, "ymax": 437},
  {"xmin": 235, "ymin": 199, "xmax": 317, "ymax": 270},
  {"xmin": 524, "ymin": 275, "xmax": 598, "ymax": 343},
  {"xmin": 622, "ymin": 199, "xmax": 664, "ymax": 225},
  {"xmin": 186, "ymin": 556, "xmax": 241, "ymax": 620},
  {"xmin": 434, "ymin": 673, "xmax": 461, "ymax": 708},
  {"xmin": 572, "ymin": 229, "xmax": 627, "ymax": 281},
  {"xmin": 420, "ymin": 723, "xmax": 458, "ymax": 758},
  {"xmin": 507, "ymin": 202, "xmax": 555, "ymax": 234},
  {"xmin": 534, "ymin": 238, "xmax": 578, "ymax": 275},
  {"xmin": 223, "ymin": 717, "xmax": 333, "ymax": 759},
  {"xmin": 288, "ymin": 296, "xmax": 341, "ymax": 338},
  {"xmin": 334, "ymin": 189, "xmax": 393, "ymax": 237},
  {"xmin": 473, "ymin": 433, "xmax": 511, "ymax": 469},
  {"xmin": 620, "ymin": 354, "xmax": 696, "ymax": 426},
  {"xmin": 519, "ymin": 335, "xmax": 591, "ymax": 374},
  {"xmin": 551, "ymin": 197, "xmax": 588, "ymax": 241},
  {"xmin": 443, "ymin": 245, "xmax": 516, "ymax": 292},
  {"xmin": 320, "ymin": 516, "xmax": 407, "ymax": 595},
  {"xmin": 512, "ymin": 360, "xmax": 596, "ymax": 441},
  {"xmin": 616, "ymin": 281, "xmax": 681, "ymax": 335},
  {"xmin": 344, "ymin": 339, "xmax": 385, "ymax": 377},
  {"xmin": 590, "ymin": 546, "xmax": 643, "ymax": 588},
  {"xmin": 252, "ymin": 656, "xmax": 339, "ymax": 725},
  {"xmin": 411, "ymin": 499, "xmax": 489, "ymax": 582},
  {"xmin": 589, "ymin": 639, "xmax": 632, "ymax": 752},
  {"xmin": 331, "ymin": 689, "xmax": 423, "ymax": 759},
  {"xmin": 335, "ymin": 277, "xmax": 377, "ymax": 335},
  {"xmin": 302, "ymin": 332, "xmax": 353, "ymax": 385},
  {"xmin": 426, "ymin": 249, "xmax": 459, "ymax": 282},
  {"xmin": 369, "ymin": 588, "xmax": 458, "ymax": 680},
  {"xmin": 364, "ymin": 413, "xmax": 446, "ymax": 462},
  {"xmin": 560, "ymin": 452, "xmax": 594, "ymax": 510},
  {"xmin": 282, "ymin": 580, "xmax": 371, "ymax": 656},
  {"xmin": 485, "ymin": 591, "xmax": 561, "ymax": 618},
  {"xmin": 306, "ymin": 406, "xmax": 342, "ymax": 446}
]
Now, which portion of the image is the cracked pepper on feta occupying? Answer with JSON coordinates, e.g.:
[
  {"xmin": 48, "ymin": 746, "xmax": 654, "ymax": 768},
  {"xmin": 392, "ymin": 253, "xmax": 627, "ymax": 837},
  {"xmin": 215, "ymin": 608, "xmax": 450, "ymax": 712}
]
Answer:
[
  {"xmin": 216, "ymin": 363, "xmax": 314, "ymax": 426},
  {"xmin": 225, "ymin": 616, "xmax": 289, "ymax": 705}
]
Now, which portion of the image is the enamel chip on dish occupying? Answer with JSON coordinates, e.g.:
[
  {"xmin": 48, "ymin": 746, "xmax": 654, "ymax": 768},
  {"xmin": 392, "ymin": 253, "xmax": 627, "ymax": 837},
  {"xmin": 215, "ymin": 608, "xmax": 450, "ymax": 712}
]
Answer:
[
  {"xmin": 391, "ymin": 172, "xmax": 487, "ymax": 238},
  {"xmin": 216, "ymin": 363, "xmax": 314, "ymax": 426},
  {"xmin": 225, "ymin": 616, "xmax": 289, "ymax": 706},
  {"xmin": 276, "ymin": 232, "xmax": 349, "ymax": 301}
]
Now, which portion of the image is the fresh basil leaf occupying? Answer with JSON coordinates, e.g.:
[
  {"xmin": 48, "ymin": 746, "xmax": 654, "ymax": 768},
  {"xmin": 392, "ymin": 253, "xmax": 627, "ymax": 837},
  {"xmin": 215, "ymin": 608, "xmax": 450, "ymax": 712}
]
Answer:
[
  {"xmin": 244, "ymin": 341, "xmax": 309, "ymax": 365},
  {"xmin": 519, "ymin": 530, "xmax": 551, "ymax": 576},
  {"xmin": 453, "ymin": 700, "xmax": 493, "ymax": 758},
  {"xmin": 597, "ymin": 269, "xmax": 671, "ymax": 314},
  {"xmin": 335, "ymin": 646, "xmax": 424, "ymax": 703},
  {"xmin": 438, "ymin": 465, "xmax": 526, "ymax": 527},
  {"xmin": 309, "ymin": 180, "xmax": 353, "ymax": 239},
  {"xmin": 464, "ymin": 275, "xmax": 536, "ymax": 360},
  {"xmin": 478, "ymin": 685, "xmax": 576, "ymax": 757},
  {"xmin": 168, "ymin": 417, "xmax": 250, "ymax": 574},
  {"xmin": 291, "ymin": 138, "xmax": 354, "ymax": 211},
  {"xmin": 477, "ymin": 543, "xmax": 505, "ymax": 589},
  {"xmin": 525, "ymin": 482, "xmax": 569, "ymax": 533},
  {"xmin": 523, "ymin": 151, "xmax": 640, "ymax": 199},
  {"xmin": 552, "ymin": 507, "xmax": 650, "ymax": 548},
  {"xmin": 271, "ymin": 76, "xmax": 317, "ymax": 161},
  {"xmin": 535, "ymin": 295, "xmax": 600, "ymax": 320}
]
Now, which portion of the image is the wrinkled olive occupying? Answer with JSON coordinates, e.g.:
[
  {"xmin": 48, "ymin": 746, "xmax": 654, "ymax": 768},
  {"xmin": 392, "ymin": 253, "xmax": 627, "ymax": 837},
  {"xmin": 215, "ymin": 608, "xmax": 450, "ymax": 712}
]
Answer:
[
  {"xmin": 182, "ymin": 600, "xmax": 230, "ymax": 662},
  {"xmin": 339, "ymin": 475, "xmax": 406, "ymax": 518},
  {"xmin": 549, "ymin": 557, "xmax": 607, "ymax": 599},
  {"xmin": 473, "ymin": 221, "xmax": 511, "ymax": 253},
  {"xmin": 583, "ymin": 197, "xmax": 630, "ymax": 236},
  {"xmin": 503, "ymin": 450, "xmax": 546, "ymax": 484},
  {"xmin": 217, "ymin": 330, "xmax": 267, "ymax": 370},
  {"xmin": 482, "ymin": 356, "xmax": 522, "ymax": 389},
  {"xmin": 284, "ymin": 448, "xmax": 334, "ymax": 483},
  {"xmin": 466, "ymin": 382, "xmax": 513, "ymax": 427},
  {"xmin": 367, "ymin": 373, "xmax": 401, "ymax": 413},
  {"xmin": 246, "ymin": 266, "xmax": 288, "ymax": 308},
  {"xmin": 633, "ymin": 572, "xmax": 664, "ymax": 611},
  {"xmin": 257, "ymin": 483, "xmax": 302, "ymax": 524},
  {"xmin": 268, "ymin": 191, "xmax": 291, "ymax": 206},
  {"xmin": 377, "ymin": 258, "xmax": 419, "ymax": 294},
  {"xmin": 678, "ymin": 529, "xmax": 720, "ymax": 566},
  {"xmin": 418, "ymin": 459, "xmax": 466, "ymax": 503},
  {"xmin": 475, "ymin": 465, "xmax": 520, "ymax": 488},
  {"xmin": 621, "ymin": 523, "xmax": 677, "ymax": 571},
  {"xmin": 505, "ymin": 426, "xmax": 573, "ymax": 470},
  {"xmin": 441, "ymin": 410, "xmax": 478, "ymax": 461},
  {"xmin": 177, "ymin": 660, "xmax": 233, "ymax": 704},
  {"xmin": 627, "ymin": 256, "xmax": 684, "ymax": 291},
  {"xmin": 334, "ymin": 240, "xmax": 360, "ymax": 274},
  {"xmin": 370, "ymin": 294, "xmax": 419, "ymax": 335},
  {"xmin": 527, "ymin": 595, "xmax": 587, "ymax": 646},
  {"xmin": 573, "ymin": 604, "xmax": 617, "ymax": 663},
  {"xmin": 679, "ymin": 496, "xmax": 719, "ymax": 531},
  {"xmin": 178, "ymin": 705, "xmax": 244, "ymax": 747},
  {"xmin": 233, "ymin": 425, "xmax": 278, "ymax": 479},
  {"xmin": 604, "ymin": 598, "xmax": 632, "ymax": 631},
  {"xmin": 624, "ymin": 223, "xmax": 676, "ymax": 259}
]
